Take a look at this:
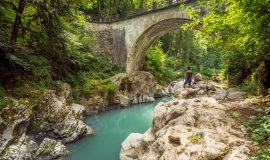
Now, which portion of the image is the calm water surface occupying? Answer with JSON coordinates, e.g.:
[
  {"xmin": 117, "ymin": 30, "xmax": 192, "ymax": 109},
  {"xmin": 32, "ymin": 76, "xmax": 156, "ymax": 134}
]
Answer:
[{"xmin": 65, "ymin": 97, "xmax": 170, "ymax": 160}]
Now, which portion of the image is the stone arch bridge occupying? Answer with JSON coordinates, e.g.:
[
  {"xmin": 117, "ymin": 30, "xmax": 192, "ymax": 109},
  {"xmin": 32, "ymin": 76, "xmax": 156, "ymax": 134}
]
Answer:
[{"xmin": 86, "ymin": 0, "xmax": 205, "ymax": 73}]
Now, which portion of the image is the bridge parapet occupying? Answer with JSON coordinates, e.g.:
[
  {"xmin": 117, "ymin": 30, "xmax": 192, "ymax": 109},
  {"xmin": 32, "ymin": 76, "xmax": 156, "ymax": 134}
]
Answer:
[{"xmin": 89, "ymin": 0, "xmax": 192, "ymax": 23}]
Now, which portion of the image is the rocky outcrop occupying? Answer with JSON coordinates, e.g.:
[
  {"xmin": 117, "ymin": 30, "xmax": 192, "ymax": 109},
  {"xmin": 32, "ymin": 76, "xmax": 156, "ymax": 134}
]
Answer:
[
  {"xmin": 194, "ymin": 73, "xmax": 202, "ymax": 83},
  {"xmin": 171, "ymin": 80, "xmax": 244, "ymax": 102},
  {"xmin": 31, "ymin": 138, "xmax": 69, "ymax": 160},
  {"xmin": 0, "ymin": 83, "xmax": 93, "ymax": 160},
  {"xmin": 120, "ymin": 81, "xmax": 254, "ymax": 160},
  {"xmin": 111, "ymin": 71, "xmax": 157, "ymax": 105},
  {"xmin": 0, "ymin": 98, "xmax": 30, "ymax": 155},
  {"xmin": 30, "ymin": 89, "xmax": 93, "ymax": 143},
  {"xmin": 2, "ymin": 135, "xmax": 68, "ymax": 160},
  {"xmin": 80, "ymin": 71, "xmax": 169, "ymax": 116},
  {"xmin": 154, "ymin": 84, "xmax": 169, "ymax": 98}
]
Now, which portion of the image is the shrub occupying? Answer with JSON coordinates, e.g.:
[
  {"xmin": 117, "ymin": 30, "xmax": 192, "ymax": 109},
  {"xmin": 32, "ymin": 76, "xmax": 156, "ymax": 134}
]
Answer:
[
  {"xmin": 249, "ymin": 147, "xmax": 270, "ymax": 160},
  {"xmin": 8, "ymin": 53, "xmax": 50, "ymax": 79},
  {"xmin": 104, "ymin": 82, "xmax": 117, "ymax": 97},
  {"xmin": 83, "ymin": 79, "xmax": 116, "ymax": 97},
  {"xmin": 28, "ymin": 55, "xmax": 50, "ymax": 78},
  {"xmin": 13, "ymin": 82, "xmax": 36, "ymax": 98},
  {"xmin": 231, "ymin": 111, "xmax": 241, "ymax": 119},
  {"xmin": 251, "ymin": 115, "xmax": 270, "ymax": 144},
  {"xmin": 240, "ymin": 74, "xmax": 259, "ymax": 96},
  {"xmin": 0, "ymin": 97, "xmax": 16, "ymax": 111},
  {"xmin": 35, "ymin": 81, "xmax": 48, "ymax": 91}
]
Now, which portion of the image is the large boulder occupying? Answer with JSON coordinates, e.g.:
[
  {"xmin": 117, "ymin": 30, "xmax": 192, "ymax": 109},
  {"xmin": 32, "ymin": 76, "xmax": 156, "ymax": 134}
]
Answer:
[
  {"xmin": 194, "ymin": 73, "xmax": 202, "ymax": 83},
  {"xmin": 2, "ymin": 134, "xmax": 37, "ymax": 160},
  {"xmin": 227, "ymin": 88, "xmax": 245, "ymax": 101},
  {"xmin": 31, "ymin": 90, "xmax": 93, "ymax": 143},
  {"xmin": 0, "ymin": 84, "xmax": 93, "ymax": 159},
  {"xmin": 0, "ymin": 98, "xmax": 30, "ymax": 155},
  {"xmin": 31, "ymin": 138, "xmax": 69, "ymax": 160},
  {"xmin": 120, "ymin": 129, "xmax": 155, "ymax": 160},
  {"xmin": 111, "ymin": 71, "xmax": 157, "ymax": 105},
  {"xmin": 120, "ymin": 97, "xmax": 254, "ymax": 160},
  {"xmin": 154, "ymin": 84, "xmax": 168, "ymax": 98}
]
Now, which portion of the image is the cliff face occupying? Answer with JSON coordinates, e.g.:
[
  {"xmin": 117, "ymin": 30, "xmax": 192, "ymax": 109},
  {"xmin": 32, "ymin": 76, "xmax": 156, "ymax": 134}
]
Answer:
[
  {"xmin": 0, "ymin": 84, "xmax": 93, "ymax": 160},
  {"xmin": 120, "ymin": 81, "xmax": 257, "ymax": 160}
]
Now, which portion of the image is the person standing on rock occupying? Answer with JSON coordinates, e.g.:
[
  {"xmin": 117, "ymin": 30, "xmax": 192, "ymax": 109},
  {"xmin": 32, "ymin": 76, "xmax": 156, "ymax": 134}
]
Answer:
[{"xmin": 184, "ymin": 66, "xmax": 192, "ymax": 88}]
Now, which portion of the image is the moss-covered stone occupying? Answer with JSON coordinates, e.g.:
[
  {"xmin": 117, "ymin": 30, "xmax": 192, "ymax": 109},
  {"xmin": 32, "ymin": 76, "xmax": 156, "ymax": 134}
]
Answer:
[{"xmin": 188, "ymin": 133, "xmax": 203, "ymax": 144}]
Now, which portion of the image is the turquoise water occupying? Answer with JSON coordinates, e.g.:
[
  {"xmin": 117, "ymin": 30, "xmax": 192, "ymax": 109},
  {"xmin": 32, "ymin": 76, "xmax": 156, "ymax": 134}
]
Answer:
[{"xmin": 65, "ymin": 97, "xmax": 170, "ymax": 160}]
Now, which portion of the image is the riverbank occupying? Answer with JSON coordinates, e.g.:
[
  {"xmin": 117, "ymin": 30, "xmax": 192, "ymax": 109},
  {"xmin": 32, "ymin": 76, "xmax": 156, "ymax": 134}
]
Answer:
[
  {"xmin": 120, "ymin": 80, "xmax": 267, "ymax": 159},
  {"xmin": 0, "ymin": 71, "xmax": 170, "ymax": 159}
]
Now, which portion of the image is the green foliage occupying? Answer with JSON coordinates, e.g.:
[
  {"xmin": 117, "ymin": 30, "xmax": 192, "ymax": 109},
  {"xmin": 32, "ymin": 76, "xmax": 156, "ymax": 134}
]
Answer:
[
  {"xmin": 89, "ymin": 0, "xmax": 167, "ymax": 21},
  {"xmin": 0, "ymin": 97, "xmax": 15, "ymax": 111},
  {"xmin": 251, "ymin": 116, "xmax": 270, "ymax": 144},
  {"xmin": 66, "ymin": 53, "xmax": 123, "ymax": 85},
  {"xmin": 35, "ymin": 81, "xmax": 48, "ymax": 91},
  {"xmin": 5, "ymin": 51, "xmax": 50, "ymax": 79},
  {"xmin": 249, "ymin": 148, "xmax": 270, "ymax": 160},
  {"xmin": 159, "ymin": 28, "xmax": 223, "ymax": 80},
  {"xmin": 240, "ymin": 77, "xmax": 259, "ymax": 96},
  {"xmin": 231, "ymin": 111, "xmax": 241, "ymax": 119},
  {"xmin": 144, "ymin": 41, "xmax": 180, "ymax": 85},
  {"xmin": 0, "ymin": 85, "xmax": 6, "ymax": 98},
  {"xmin": 83, "ymin": 79, "xmax": 116, "ymax": 97},
  {"xmin": 188, "ymin": 133, "xmax": 203, "ymax": 144},
  {"xmin": 71, "ymin": 86, "xmax": 81, "ymax": 102},
  {"xmin": 187, "ymin": 128, "xmax": 192, "ymax": 132},
  {"xmin": 182, "ymin": 0, "xmax": 270, "ymax": 94},
  {"xmin": 239, "ymin": 112, "xmax": 270, "ymax": 159}
]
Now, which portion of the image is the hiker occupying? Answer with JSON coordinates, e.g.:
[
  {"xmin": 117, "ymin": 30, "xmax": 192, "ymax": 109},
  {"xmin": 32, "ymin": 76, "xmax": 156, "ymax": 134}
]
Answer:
[{"xmin": 184, "ymin": 66, "xmax": 192, "ymax": 88}]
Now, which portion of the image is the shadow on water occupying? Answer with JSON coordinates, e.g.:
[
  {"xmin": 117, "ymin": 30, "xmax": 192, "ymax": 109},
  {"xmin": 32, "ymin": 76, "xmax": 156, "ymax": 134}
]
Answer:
[{"xmin": 65, "ymin": 97, "xmax": 171, "ymax": 160}]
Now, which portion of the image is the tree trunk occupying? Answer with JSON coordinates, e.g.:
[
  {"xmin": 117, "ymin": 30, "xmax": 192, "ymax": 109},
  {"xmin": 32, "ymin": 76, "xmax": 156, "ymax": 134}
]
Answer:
[
  {"xmin": 139, "ymin": 0, "xmax": 144, "ymax": 12},
  {"xmin": 10, "ymin": 0, "xmax": 27, "ymax": 45}
]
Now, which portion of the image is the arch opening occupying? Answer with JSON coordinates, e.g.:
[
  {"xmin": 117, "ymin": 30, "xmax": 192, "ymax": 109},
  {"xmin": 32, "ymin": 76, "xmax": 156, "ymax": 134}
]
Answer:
[{"xmin": 126, "ymin": 18, "xmax": 198, "ymax": 73}]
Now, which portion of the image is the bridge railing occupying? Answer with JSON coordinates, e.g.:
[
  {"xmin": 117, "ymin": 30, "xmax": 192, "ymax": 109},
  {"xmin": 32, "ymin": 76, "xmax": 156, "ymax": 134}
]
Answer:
[{"xmin": 89, "ymin": 0, "xmax": 189, "ymax": 23}]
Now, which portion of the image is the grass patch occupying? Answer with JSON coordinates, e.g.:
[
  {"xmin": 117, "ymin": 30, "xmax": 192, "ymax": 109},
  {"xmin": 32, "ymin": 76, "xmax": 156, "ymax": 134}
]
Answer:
[
  {"xmin": 231, "ymin": 111, "xmax": 241, "ymax": 119},
  {"xmin": 188, "ymin": 133, "xmax": 203, "ymax": 144}
]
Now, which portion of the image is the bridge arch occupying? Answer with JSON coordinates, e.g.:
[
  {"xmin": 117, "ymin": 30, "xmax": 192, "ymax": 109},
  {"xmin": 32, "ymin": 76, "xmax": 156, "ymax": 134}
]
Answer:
[
  {"xmin": 86, "ymin": 1, "xmax": 205, "ymax": 73},
  {"xmin": 126, "ymin": 18, "xmax": 194, "ymax": 72}
]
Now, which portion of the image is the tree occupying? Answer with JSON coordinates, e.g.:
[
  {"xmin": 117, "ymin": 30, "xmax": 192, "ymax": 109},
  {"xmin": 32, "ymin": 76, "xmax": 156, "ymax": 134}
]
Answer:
[
  {"xmin": 10, "ymin": 0, "xmax": 27, "ymax": 45},
  {"xmin": 180, "ymin": 0, "xmax": 270, "ymax": 94}
]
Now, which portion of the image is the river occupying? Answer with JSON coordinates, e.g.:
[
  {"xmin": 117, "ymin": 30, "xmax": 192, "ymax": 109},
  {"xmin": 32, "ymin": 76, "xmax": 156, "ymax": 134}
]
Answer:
[{"xmin": 65, "ymin": 97, "xmax": 171, "ymax": 160}]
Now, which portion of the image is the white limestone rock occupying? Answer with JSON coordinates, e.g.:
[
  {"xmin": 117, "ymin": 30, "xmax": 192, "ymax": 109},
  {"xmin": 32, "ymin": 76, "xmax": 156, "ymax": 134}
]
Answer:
[
  {"xmin": 194, "ymin": 73, "xmax": 202, "ymax": 83},
  {"xmin": 0, "ymin": 98, "xmax": 30, "ymax": 155},
  {"xmin": 32, "ymin": 138, "xmax": 69, "ymax": 160},
  {"xmin": 120, "ymin": 97, "xmax": 254, "ymax": 160},
  {"xmin": 111, "ymin": 71, "xmax": 157, "ymax": 105},
  {"xmin": 227, "ymin": 88, "xmax": 245, "ymax": 101},
  {"xmin": 120, "ymin": 129, "xmax": 155, "ymax": 160},
  {"xmin": 33, "ymin": 90, "xmax": 94, "ymax": 143},
  {"xmin": 2, "ymin": 134, "xmax": 37, "ymax": 160}
]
